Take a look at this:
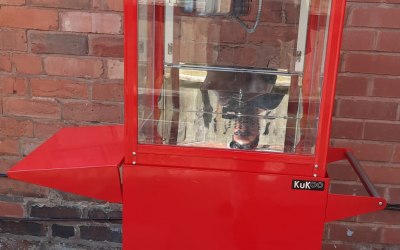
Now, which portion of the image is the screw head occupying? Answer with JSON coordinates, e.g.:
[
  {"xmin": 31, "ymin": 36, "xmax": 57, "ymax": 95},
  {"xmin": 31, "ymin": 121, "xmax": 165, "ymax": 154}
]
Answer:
[
  {"xmin": 314, "ymin": 164, "xmax": 318, "ymax": 169},
  {"xmin": 313, "ymin": 174, "xmax": 317, "ymax": 177},
  {"xmin": 132, "ymin": 152, "xmax": 136, "ymax": 156},
  {"xmin": 379, "ymin": 201, "xmax": 383, "ymax": 206},
  {"xmin": 132, "ymin": 161, "xmax": 136, "ymax": 165}
]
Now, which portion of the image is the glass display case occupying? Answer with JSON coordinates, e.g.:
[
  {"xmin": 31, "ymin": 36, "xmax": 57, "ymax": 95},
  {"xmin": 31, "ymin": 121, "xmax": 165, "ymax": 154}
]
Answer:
[{"xmin": 137, "ymin": 0, "xmax": 331, "ymax": 155}]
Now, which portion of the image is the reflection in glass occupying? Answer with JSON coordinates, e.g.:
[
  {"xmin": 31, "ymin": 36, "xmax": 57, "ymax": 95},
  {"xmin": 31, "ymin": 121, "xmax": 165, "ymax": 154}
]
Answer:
[{"xmin": 138, "ymin": 0, "xmax": 332, "ymax": 154}]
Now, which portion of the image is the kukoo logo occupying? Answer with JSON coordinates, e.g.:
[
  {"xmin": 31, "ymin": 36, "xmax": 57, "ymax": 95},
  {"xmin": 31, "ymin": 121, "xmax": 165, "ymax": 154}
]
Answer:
[{"xmin": 292, "ymin": 180, "xmax": 325, "ymax": 191}]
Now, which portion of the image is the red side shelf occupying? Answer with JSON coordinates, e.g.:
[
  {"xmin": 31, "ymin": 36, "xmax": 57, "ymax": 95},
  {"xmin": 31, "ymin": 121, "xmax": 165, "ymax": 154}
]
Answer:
[{"xmin": 8, "ymin": 125, "xmax": 124, "ymax": 203}]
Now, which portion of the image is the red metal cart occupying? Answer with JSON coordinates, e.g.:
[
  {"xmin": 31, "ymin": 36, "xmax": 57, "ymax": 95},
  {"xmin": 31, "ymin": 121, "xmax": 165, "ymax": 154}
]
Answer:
[{"xmin": 9, "ymin": 0, "xmax": 386, "ymax": 248}]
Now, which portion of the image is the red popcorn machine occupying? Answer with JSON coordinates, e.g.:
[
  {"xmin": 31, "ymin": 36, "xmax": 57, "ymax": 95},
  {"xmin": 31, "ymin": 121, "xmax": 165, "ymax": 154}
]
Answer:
[{"xmin": 8, "ymin": 0, "xmax": 387, "ymax": 249}]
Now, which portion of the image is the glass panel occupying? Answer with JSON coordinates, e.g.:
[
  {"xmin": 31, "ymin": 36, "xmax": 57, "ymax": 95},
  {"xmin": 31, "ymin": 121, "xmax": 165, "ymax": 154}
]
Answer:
[{"xmin": 138, "ymin": 0, "xmax": 332, "ymax": 154}]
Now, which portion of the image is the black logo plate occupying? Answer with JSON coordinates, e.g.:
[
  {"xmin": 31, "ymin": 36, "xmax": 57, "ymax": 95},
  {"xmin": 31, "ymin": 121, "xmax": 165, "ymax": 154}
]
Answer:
[{"xmin": 292, "ymin": 180, "xmax": 325, "ymax": 191}]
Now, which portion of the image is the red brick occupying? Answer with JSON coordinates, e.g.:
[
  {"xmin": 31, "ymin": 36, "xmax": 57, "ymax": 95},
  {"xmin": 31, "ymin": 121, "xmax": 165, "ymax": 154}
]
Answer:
[
  {"xmin": 327, "ymin": 163, "xmax": 358, "ymax": 182},
  {"xmin": 343, "ymin": 53, "xmax": 400, "ymax": 75},
  {"xmin": 0, "ymin": 117, "xmax": 34, "ymax": 137},
  {"xmin": 337, "ymin": 99, "xmax": 398, "ymax": 120},
  {"xmin": 376, "ymin": 31, "xmax": 400, "ymax": 52},
  {"xmin": 382, "ymin": 228, "xmax": 400, "ymax": 245},
  {"xmin": 328, "ymin": 222, "xmax": 382, "ymax": 243},
  {"xmin": 248, "ymin": 25, "xmax": 297, "ymax": 47},
  {"xmin": 28, "ymin": 0, "xmax": 90, "ymax": 9},
  {"xmin": 331, "ymin": 119, "xmax": 364, "ymax": 140},
  {"xmin": 285, "ymin": 3, "xmax": 300, "ymax": 24},
  {"xmin": 44, "ymin": 56, "xmax": 103, "ymax": 78},
  {"xmin": 190, "ymin": 43, "xmax": 214, "ymax": 65},
  {"xmin": 3, "ymin": 97, "xmax": 61, "ymax": 119},
  {"xmin": 21, "ymin": 138, "xmax": 43, "ymax": 156},
  {"xmin": 61, "ymin": 12, "xmax": 122, "ymax": 34},
  {"xmin": 364, "ymin": 122, "xmax": 400, "ymax": 142},
  {"xmin": 89, "ymin": 35, "xmax": 124, "ymax": 57},
  {"xmin": 0, "ymin": 0, "xmax": 25, "ymax": 5},
  {"xmin": 0, "ymin": 138, "xmax": 19, "ymax": 156},
  {"xmin": 216, "ymin": 46, "xmax": 257, "ymax": 66},
  {"xmin": 0, "ymin": 178, "xmax": 49, "ymax": 198},
  {"xmin": 331, "ymin": 140, "xmax": 393, "ymax": 162},
  {"xmin": 179, "ymin": 17, "xmax": 194, "ymax": 41},
  {"xmin": 220, "ymin": 21, "xmax": 247, "ymax": 44},
  {"xmin": 394, "ymin": 146, "xmax": 400, "ymax": 163},
  {"xmin": 0, "ymin": 156, "xmax": 19, "ymax": 172},
  {"xmin": 107, "ymin": 59, "xmax": 123, "ymax": 79},
  {"xmin": 0, "ymin": 201, "xmax": 24, "ymax": 217},
  {"xmin": 330, "ymin": 182, "xmax": 375, "ymax": 197},
  {"xmin": 233, "ymin": 46, "xmax": 257, "ymax": 67},
  {"xmin": 357, "ymin": 210, "xmax": 400, "ymax": 225},
  {"xmin": 0, "ymin": 29, "xmax": 27, "ymax": 51},
  {"xmin": 0, "ymin": 53, "xmax": 12, "ymax": 72},
  {"xmin": 33, "ymin": 121, "xmax": 65, "ymax": 139},
  {"xmin": 193, "ymin": 19, "xmax": 212, "ymax": 44},
  {"xmin": 0, "ymin": 6, "xmax": 58, "ymax": 30},
  {"xmin": 349, "ymin": 7, "xmax": 400, "ymax": 28},
  {"xmin": 387, "ymin": 187, "xmax": 400, "ymax": 204},
  {"xmin": 254, "ymin": 46, "xmax": 281, "ymax": 68},
  {"xmin": 92, "ymin": 0, "xmax": 124, "ymax": 11},
  {"xmin": 12, "ymin": 53, "xmax": 43, "ymax": 74},
  {"xmin": 62, "ymin": 102, "xmax": 123, "ymax": 123},
  {"xmin": 364, "ymin": 165, "xmax": 400, "ymax": 185},
  {"xmin": 322, "ymin": 242, "xmax": 353, "ymax": 250},
  {"xmin": 0, "ymin": 76, "xmax": 27, "ymax": 96},
  {"xmin": 341, "ymin": 29, "xmax": 377, "ymax": 51},
  {"xmin": 371, "ymin": 77, "xmax": 400, "ymax": 98},
  {"xmin": 29, "ymin": 31, "xmax": 88, "ymax": 55},
  {"xmin": 31, "ymin": 78, "xmax": 88, "ymax": 99},
  {"xmin": 92, "ymin": 82, "xmax": 123, "ymax": 101},
  {"xmin": 259, "ymin": 1, "xmax": 283, "ymax": 23}
]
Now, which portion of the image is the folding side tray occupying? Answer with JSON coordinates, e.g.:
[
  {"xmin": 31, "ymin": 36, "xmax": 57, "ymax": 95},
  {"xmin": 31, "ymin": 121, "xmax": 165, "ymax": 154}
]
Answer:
[{"xmin": 8, "ymin": 125, "xmax": 124, "ymax": 203}]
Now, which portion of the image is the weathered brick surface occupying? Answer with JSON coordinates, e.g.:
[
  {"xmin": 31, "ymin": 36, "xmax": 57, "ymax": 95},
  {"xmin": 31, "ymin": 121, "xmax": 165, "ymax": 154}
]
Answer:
[
  {"xmin": 30, "ymin": 205, "xmax": 81, "ymax": 219},
  {"xmin": 80, "ymin": 225, "xmax": 122, "ymax": 243},
  {"xmin": 0, "ymin": 53, "xmax": 12, "ymax": 72},
  {"xmin": 0, "ymin": 201, "xmax": 24, "ymax": 217},
  {"xmin": 89, "ymin": 35, "xmax": 124, "ymax": 57},
  {"xmin": 0, "ymin": 2, "xmax": 123, "ymax": 247},
  {"xmin": 63, "ymin": 102, "xmax": 123, "ymax": 123},
  {"xmin": 0, "ymin": 0, "xmax": 26, "ymax": 5},
  {"xmin": 61, "ymin": 12, "xmax": 122, "ymax": 34},
  {"xmin": 29, "ymin": 31, "xmax": 89, "ymax": 55},
  {"xmin": 44, "ymin": 56, "xmax": 103, "ymax": 78},
  {"xmin": 28, "ymin": 0, "xmax": 91, "ymax": 9},
  {"xmin": 0, "ymin": 221, "xmax": 47, "ymax": 236},
  {"xmin": 92, "ymin": 0, "xmax": 124, "ymax": 11},
  {"xmin": 11, "ymin": 53, "xmax": 43, "ymax": 74},
  {"xmin": 3, "ymin": 97, "xmax": 61, "ymax": 119},
  {"xmin": 325, "ymin": 1, "xmax": 400, "ymax": 248},
  {"xmin": 51, "ymin": 224, "xmax": 75, "ymax": 239},
  {"xmin": 0, "ymin": 29, "xmax": 27, "ymax": 51},
  {"xmin": 31, "ymin": 77, "xmax": 89, "ymax": 99},
  {"xmin": 0, "ymin": 6, "xmax": 58, "ymax": 30}
]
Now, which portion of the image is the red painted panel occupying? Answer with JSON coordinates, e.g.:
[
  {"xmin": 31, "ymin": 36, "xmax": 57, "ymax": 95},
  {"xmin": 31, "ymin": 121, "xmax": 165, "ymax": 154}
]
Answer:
[
  {"xmin": 124, "ymin": 0, "xmax": 138, "ymax": 164},
  {"xmin": 123, "ymin": 165, "xmax": 329, "ymax": 249},
  {"xmin": 8, "ymin": 126, "xmax": 124, "ymax": 203},
  {"xmin": 325, "ymin": 194, "xmax": 386, "ymax": 222},
  {"xmin": 314, "ymin": 0, "xmax": 347, "ymax": 176},
  {"xmin": 137, "ymin": 152, "xmax": 315, "ymax": 176}
]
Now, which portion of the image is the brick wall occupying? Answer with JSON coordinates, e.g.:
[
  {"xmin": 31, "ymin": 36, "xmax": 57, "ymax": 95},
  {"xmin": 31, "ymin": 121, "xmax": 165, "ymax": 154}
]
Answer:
[
  {"xmin": 325, "ymin": 0, "xmax": 400, "ymax": 249},
  {"xmin": 0, "ymin": 0, "xmax": 124, "ymax": 248},
  {"xmin": 0, "ymin": 0, "xmax": 399, "ymax": 249}
]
